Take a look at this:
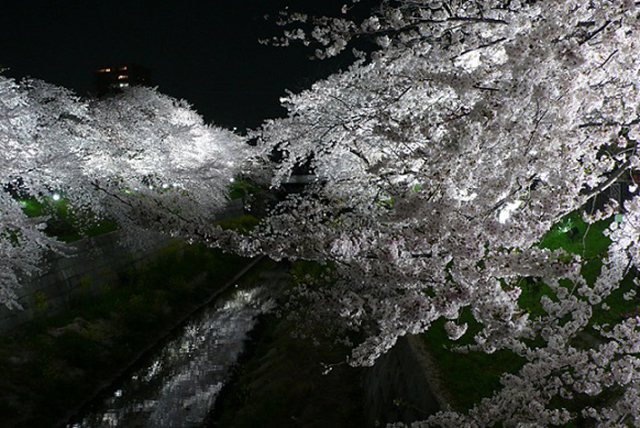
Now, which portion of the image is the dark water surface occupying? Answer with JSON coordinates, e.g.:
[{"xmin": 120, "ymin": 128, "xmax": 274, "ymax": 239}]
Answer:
[{"xmin": 66, "ymin": 282, "xmax": 277, "ymax": 428}]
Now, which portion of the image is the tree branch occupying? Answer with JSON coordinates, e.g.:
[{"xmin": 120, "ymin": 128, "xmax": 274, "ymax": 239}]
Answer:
[{"xmin": 581, "ymin": 159, "xmax": 631, "ymax": 202}]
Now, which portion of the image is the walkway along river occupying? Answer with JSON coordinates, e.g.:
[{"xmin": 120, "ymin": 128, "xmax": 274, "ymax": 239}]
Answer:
[{"xmin": 65, "ymin": 263, "xmax": 286, "ymax": 428}]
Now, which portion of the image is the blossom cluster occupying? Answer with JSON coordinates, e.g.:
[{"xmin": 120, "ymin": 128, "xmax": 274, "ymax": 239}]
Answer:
[
  {"xmin": 258, "ymin": 0, "xmax": 640, "ymax": 424},
  {"xmin": 2, "ymin": 0, "xmax": 640, "ymax": 424},
  {"xmin": 0, "ymin": 79, "xmax": 250, "ymax": 306}
]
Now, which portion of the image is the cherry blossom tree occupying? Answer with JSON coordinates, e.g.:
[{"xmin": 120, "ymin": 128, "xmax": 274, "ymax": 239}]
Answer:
[
  {"xmin": 0, "ymin": 77, "xmax": 87, "ymax": 308},
  {"xmin": 2, "ymin": 0, "xmax": 640, "ymax": 425},
  {"xmin": 250, "ymin": 0, "xmax": 640, "ymax": 425},
  {"xmin": 0, "ymin": 77, "xmax": 249, "ymax": 306},
  {"xmin": 84, "ymin": 87, "xmax": 250, "ymax": 246}
]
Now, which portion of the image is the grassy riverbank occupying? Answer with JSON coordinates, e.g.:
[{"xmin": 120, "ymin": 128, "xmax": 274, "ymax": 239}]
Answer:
[
  {"xmin": 420, "ymin": 210, "xmax": 639, "ymax": 421},
  {"xmin": 0, "ymin": 241, "xmax": 254, "ymax": 428}
]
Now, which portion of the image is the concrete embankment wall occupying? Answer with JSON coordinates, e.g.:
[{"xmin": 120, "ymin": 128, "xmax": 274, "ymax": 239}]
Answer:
[
  {"xmin": 363, "ymin": 335, "xmax": 451, "ymax": 427},
  {"xmin": 0, "ymin": 230, "xmax": 172, "ymax": 333},
  {"xmin": 0, "ymin": 200, "xmax": 246, "ymax": 333}
]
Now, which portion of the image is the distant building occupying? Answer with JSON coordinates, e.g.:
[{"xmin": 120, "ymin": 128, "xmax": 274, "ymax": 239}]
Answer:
[{"xmin": 93, "ymin": 64, "xmax": 151, "ymax": 96}]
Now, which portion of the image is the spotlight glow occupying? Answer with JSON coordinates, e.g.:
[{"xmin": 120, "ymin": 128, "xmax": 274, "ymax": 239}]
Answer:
[{"xmin": 498, "ymin": 200, "xmax": 522, "ymax": 224}]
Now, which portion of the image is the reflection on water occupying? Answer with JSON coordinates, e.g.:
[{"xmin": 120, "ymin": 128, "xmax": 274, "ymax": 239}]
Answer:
[{"xmin": 67, "ymin": 287, "xmax": 274, "ymax": 428}]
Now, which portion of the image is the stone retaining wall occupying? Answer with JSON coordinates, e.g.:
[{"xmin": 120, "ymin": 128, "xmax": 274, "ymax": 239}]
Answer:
[
  {"xmin": 0, "ymin": 230, "xmax": 171, "ymax": 333},
  {"xmin": 0, "ymin": 200, "xmax": 246, "ymax": 333},
  {"xmin": 363, "ymin": 335, "xmax": 452, "ymax": 427}
]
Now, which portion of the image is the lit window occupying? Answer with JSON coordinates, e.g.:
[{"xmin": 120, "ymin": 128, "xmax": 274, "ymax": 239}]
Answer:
[
  {"xmin": 119, "ymin": 82, "xmax": 129, "ymax": 88},
  {"xmin": 98, "ymin": 68, "xmax": 111, "ymax": 73},
  {"xmin": 120, "ymin": 66, "xmax": 128, "ymax": 71},
  {"xmin": 117, "ymin": 75, "xmax": 128, "ymax": 80}
]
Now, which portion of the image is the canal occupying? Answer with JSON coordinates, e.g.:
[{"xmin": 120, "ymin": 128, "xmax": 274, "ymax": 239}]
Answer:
[{"xmin": 65, "ymin": 267, "xmax": 285, "ymax": 428}]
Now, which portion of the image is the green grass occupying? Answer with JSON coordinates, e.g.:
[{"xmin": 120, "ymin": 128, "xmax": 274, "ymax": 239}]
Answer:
[
  {"xmin": 228, "ymin": 179, "xmax": 265, "ymax": 201},
  {"xmin": 20, "ymin": 196, "xmax": 118, "ymax": 242},
  {"xmin": 216, "ymin": 214, "xmax": 260, "ymax": 235},
  {"xmin": 538, "ymin": 210, "xmax": 612, "ymax": 266},
  {"xmin": 17, "ymin": 182, "xmax": 263, "ymax": 241},
  {"xmin": 535, "ymin": 211, "xmax": 638, "ymax": 330},
  {"xmin": 421, "ymin": 312, "xmax": 525, "ymax": 411}
]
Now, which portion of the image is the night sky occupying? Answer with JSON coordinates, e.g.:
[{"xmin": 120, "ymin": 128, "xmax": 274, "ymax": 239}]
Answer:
[{"xmin": 0, "ymin": 0, "xmax": 376, "ymax": 131}]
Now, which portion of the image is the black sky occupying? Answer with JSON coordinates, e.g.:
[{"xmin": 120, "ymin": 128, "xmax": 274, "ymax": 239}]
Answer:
[{"xmin": 0, "ymin": 0, "xmax": 376, "ymax": 131}]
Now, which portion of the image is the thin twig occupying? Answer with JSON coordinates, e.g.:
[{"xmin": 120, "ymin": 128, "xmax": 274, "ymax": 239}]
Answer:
[
  {"xmin": 452, "ymin": 37, "xmax": 507, "ymax": 61},
  {"xmin": 579, "ymin": 20, "xmax": 612, "ymax": 45},
  {"xmin": 598, "ymin": 49, "xmax": 618, "ymax": 69}
]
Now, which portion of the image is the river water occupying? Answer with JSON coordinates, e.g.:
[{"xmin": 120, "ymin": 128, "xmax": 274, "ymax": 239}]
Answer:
[{"xmin": 66, "ymin": 279, "xmax": 278, "ymax": 428}]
